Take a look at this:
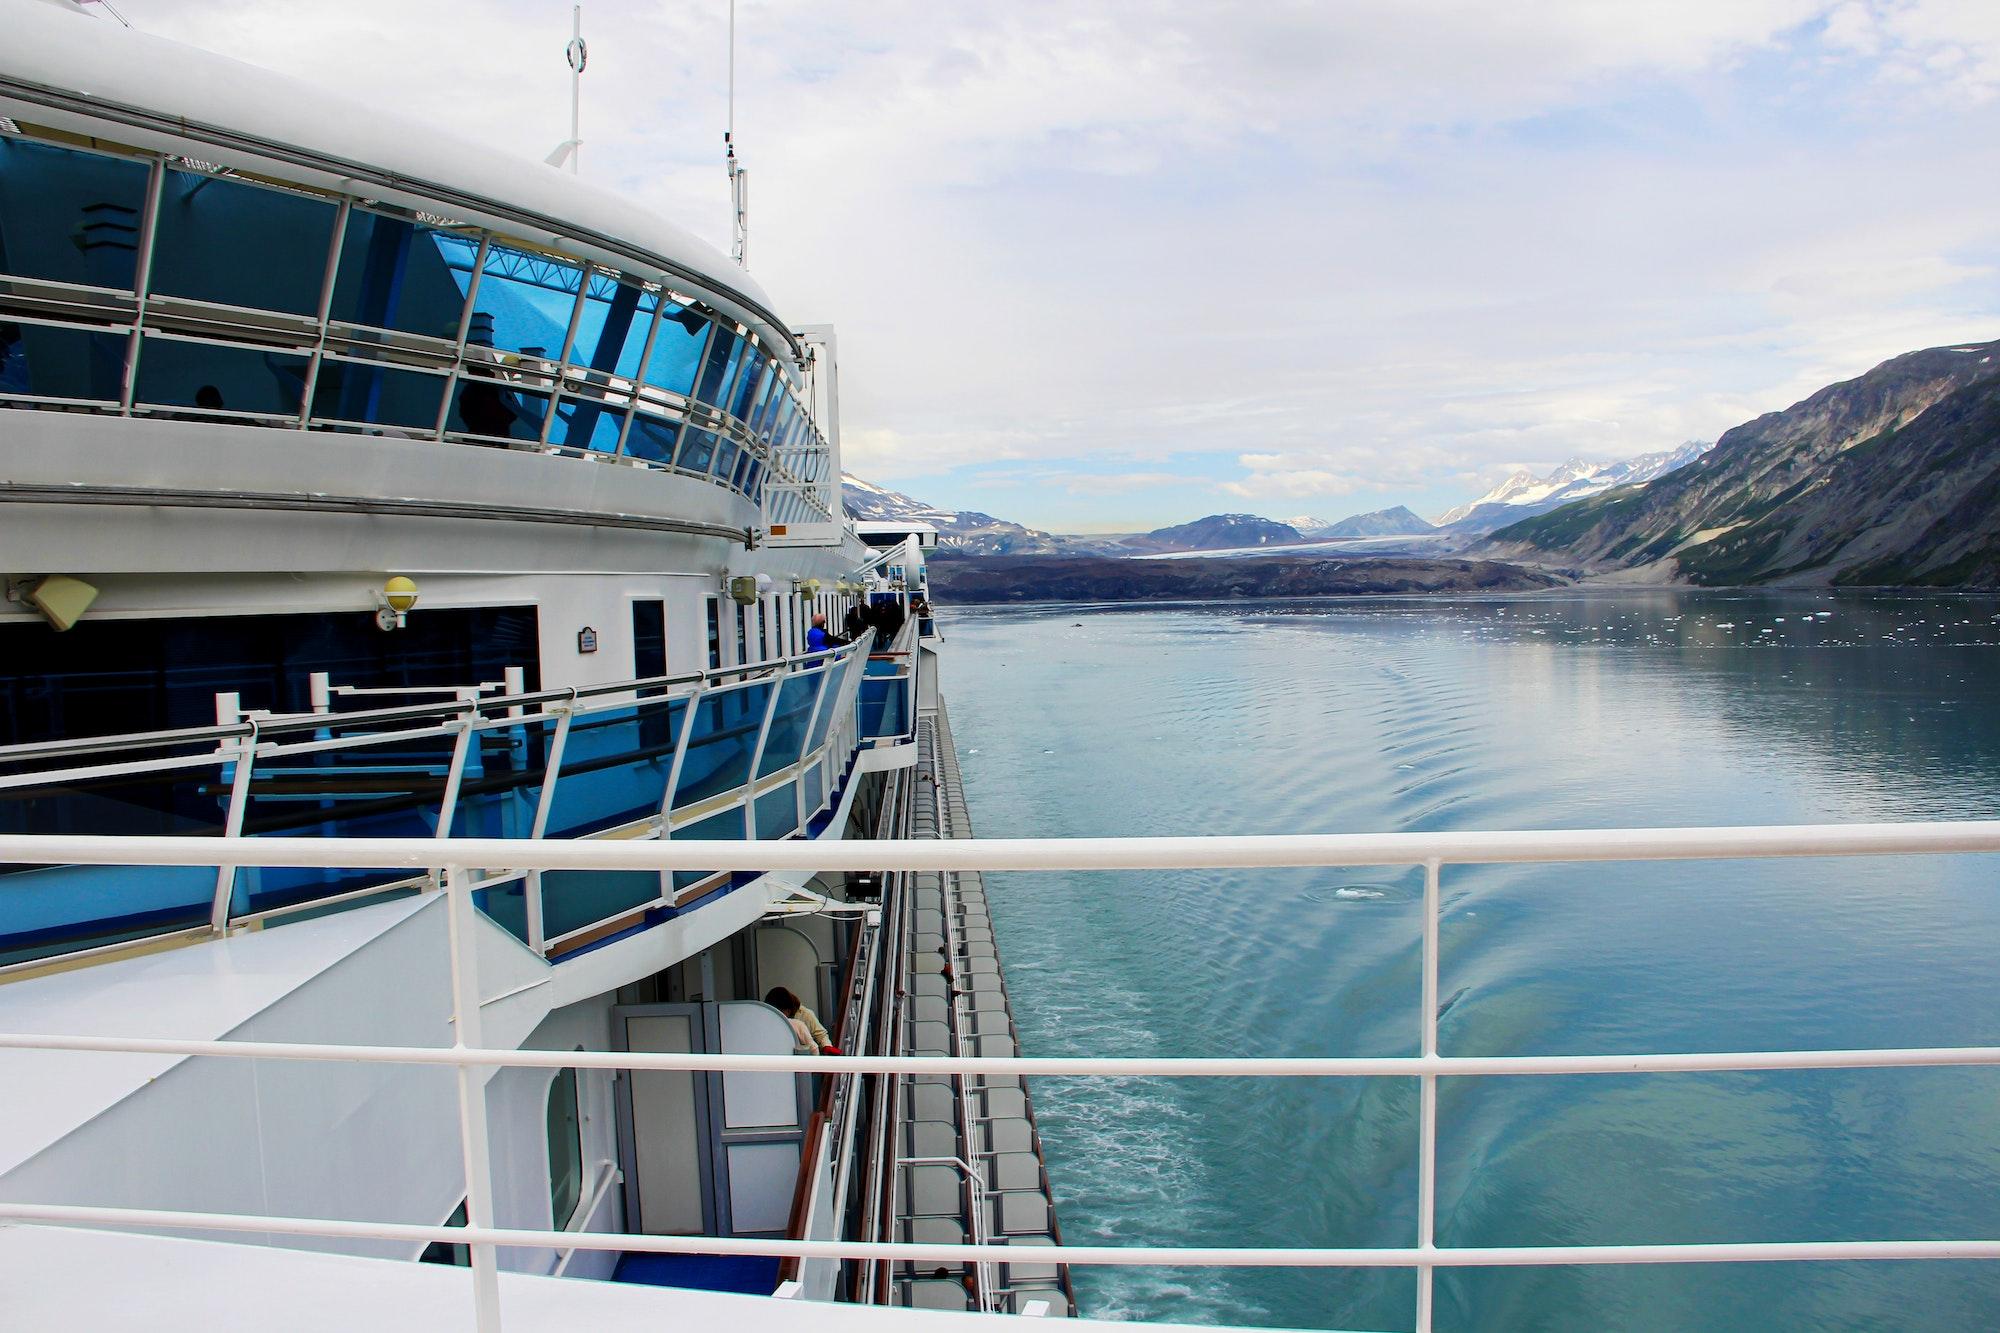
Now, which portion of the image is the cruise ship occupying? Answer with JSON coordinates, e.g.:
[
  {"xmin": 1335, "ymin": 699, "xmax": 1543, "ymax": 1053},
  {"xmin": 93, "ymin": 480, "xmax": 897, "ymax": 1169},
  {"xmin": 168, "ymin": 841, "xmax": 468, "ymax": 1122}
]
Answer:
[
  {"xmin": 0, "ymin": 0, "xmax": 1077, "ymax": 1324},
  {"xmin": 7, "ymin": 5, "xmax": 2000, "ymax": 1331}
]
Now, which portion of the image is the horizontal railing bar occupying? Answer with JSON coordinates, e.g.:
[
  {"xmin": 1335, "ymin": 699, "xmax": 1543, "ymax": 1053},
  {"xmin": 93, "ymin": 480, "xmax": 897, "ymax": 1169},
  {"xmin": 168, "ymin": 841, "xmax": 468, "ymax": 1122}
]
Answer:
[
  {"xmin": 4, "ymin": 1030, "xmax": 1999, "ymax": 1077},
  {"xmin": 0, "ymin": 1201, "xmax": 1993, "ymax": 1270},
  {"xmin": 6, "ymin": 822, "xmax": 2000, "ymax": 871},
  {"xmin": 0, "ymin": 640, "xmax": 867, "ymax": 764}
]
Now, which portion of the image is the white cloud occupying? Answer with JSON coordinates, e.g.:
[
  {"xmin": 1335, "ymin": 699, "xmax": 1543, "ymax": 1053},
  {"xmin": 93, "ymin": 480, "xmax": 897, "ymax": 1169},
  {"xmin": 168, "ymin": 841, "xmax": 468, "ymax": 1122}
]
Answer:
[{"xmin": 108, "ymin": 0, "xmax": 2000, "ymax": 522}]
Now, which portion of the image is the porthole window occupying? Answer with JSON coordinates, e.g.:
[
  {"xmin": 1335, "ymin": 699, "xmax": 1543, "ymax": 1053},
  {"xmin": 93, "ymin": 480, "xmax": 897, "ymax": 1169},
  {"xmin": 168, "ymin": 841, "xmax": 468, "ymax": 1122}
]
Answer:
[{"xmin": 547, "ymin": 1066, "xmax": 582, "ymax": 1228}]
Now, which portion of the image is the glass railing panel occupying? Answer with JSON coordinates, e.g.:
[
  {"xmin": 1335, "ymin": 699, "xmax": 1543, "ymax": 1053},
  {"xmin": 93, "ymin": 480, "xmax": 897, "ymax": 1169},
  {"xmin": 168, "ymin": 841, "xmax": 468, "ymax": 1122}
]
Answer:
[
  {"xmin": 671, "ymin": 682, "xmax": 770, "ymax": 809},
  {"xmin": 232, "ymin": 728, "xmax": 458, "ymax": 917},
  {"xmin": 540, "ymin": 696, "xmax": 686, "ymax": 839},
  {"xmin": 540, "ymin": 869, "xmax": 665, "ymax": 943},
  {"xmin": 754, "ymin": 782, "xmax": 799, "ymax": 840},
  {"xmin": 858, "ymin": 676, "xmax": 907, "ymax": 740},
  {"xmin": 0, "ymin": 750, "xmax": 230, "ymax": 966},
  {"xmin": 802, "ymin": 761, "xmax": 826, "ymax": 819},
  {"xmin": 665, "ymin": 809, "xmax": 747, "ymax": 896},
  {"xmin": 756, "ymin": 673, "xmax": 821, "ymax": 780},
  {"xmin": 447, "ymin": 717, "xmax": 558, "ymax": 839}
]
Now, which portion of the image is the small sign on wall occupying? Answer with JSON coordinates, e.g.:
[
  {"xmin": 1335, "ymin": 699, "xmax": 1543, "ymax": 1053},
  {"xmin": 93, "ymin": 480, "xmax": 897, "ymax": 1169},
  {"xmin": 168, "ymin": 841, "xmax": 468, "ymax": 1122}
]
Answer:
[{"xmin": 576, "ymin": 626, "xmax": 599, "ymax": 654}]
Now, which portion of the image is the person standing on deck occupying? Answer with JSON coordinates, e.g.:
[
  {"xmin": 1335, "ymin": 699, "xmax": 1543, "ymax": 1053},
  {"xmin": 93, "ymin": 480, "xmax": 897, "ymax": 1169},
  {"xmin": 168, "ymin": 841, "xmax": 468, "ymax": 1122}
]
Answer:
[{"xmin": 807, "ymin": 612, "xmax": 834, "ymax": 653}]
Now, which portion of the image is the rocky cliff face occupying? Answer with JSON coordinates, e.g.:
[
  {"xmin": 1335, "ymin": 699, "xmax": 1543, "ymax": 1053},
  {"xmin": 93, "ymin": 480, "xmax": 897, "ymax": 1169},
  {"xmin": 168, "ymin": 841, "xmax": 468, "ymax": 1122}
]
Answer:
[{"xmin": 1484, "ymin": 340, "xmax": 2000, "ymax": 585}]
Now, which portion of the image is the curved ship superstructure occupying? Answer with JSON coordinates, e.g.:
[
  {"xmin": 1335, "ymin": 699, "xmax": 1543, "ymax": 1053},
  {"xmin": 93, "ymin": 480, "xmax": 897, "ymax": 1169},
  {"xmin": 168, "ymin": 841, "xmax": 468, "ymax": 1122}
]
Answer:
[{"xmin": 0, "ymin": 1, "xmax": 1073, "ymax": 1324}]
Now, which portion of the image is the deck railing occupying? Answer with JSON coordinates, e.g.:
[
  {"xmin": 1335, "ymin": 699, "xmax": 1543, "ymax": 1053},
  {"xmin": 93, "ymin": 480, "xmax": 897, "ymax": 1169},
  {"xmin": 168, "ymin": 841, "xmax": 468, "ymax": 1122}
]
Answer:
[
  {"xmin": 0, "ymin": 640, "xmax": 873, "ymax": 970},
  {"xmin": 4, "ymin": 824, "xmax": 2000, "ymax": 1332}
]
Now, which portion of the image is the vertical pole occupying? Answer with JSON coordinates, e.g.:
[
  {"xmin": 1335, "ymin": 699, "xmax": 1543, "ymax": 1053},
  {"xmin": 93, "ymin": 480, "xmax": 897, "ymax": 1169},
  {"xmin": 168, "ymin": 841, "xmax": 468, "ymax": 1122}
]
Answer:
[
  {"xmin": 524, "ymin": 707, "xmax": 574, "ymax": 956},
  {"xmin": 570, "ymin": 5, "xmax": 582, "ymax": 175},
  {"xmin": 208, "ymin": 734, "xmax": 256, "ymax": 934},
  {"xmin": 1416, "ymin": 857, "xmax": 1441, "ymax": 1333},
  {"xmin": 445, "ymin": 864, "xmax": 503, "ymax": 1332}
]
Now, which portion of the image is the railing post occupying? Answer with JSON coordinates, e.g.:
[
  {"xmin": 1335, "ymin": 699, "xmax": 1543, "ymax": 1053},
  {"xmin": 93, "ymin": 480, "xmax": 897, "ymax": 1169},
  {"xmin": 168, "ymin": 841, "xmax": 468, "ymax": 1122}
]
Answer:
[
  {"xmin": 742, "ymin": 672, "xmax": 785, "ymax": 840},
  {"xmin": 207, "ymin": 732, "xmax": 257, "ymax": 934},
  {"xmin": 444, "ymin": 863, "xmax": 503, "ymax": 1332},
  {"xmin": 524, "ymin": 707, "xmax": 576, "ymax": 956},
  {"xmin": 1417, "ymin": 856, "xmax": 1442, "ymax": 1333}
]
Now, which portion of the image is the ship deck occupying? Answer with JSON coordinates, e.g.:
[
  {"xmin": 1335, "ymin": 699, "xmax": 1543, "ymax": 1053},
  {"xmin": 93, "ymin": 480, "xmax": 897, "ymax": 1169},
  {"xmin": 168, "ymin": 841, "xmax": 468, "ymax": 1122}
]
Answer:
[{"xmin": 0, "ymin": 1224, "xmax": 1254, "ymax": 1332}]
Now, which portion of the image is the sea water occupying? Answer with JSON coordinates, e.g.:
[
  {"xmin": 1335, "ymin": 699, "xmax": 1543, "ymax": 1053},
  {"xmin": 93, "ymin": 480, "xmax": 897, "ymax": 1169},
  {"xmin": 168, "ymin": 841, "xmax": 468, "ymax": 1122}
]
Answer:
[{"xmin": 942, "ymin": 589, "xmax": 2000, "ymax": 1331}]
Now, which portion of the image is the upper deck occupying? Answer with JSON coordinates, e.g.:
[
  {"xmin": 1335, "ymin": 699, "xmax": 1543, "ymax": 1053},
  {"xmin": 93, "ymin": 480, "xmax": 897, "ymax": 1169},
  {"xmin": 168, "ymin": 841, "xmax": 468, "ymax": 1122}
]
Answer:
[{"xmin": 0, "ymin": 0, "xmax": 840, "ymax": 544}]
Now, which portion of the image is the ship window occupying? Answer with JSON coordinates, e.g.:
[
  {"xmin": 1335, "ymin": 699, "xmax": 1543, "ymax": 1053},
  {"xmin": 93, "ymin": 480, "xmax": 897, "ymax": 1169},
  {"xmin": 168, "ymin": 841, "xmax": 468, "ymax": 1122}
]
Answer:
[
  {"xmin": 0, "ymin": 605, "xmax": 541, "ymax": 749},
  {"xmin": 705, "ymin": 597, "xmax": 723, "ymax": 670},
  {"xmin": 328, "ymin": 211, "xmax": 474, "ymax": 344},
  {"xmin": 312, "ymin": 357, "xmax": 447, "ymax": 432},
  {"xmin": 632, "ymin": 600, "xmax": 666, "ymax": 679},
  {"xmin": 132, "ymin": 334, "xmax": 308, "ymax": 422},
  {"xmin": 678, "ymin": 428, "xmax": 718, "ymax": 477},
  {"xmin": 548, "ymin": 1066, "xmax": 583, "ymax": 1229},
  {"xmin": 640, "ymin": 303, "xmax": 708, "ymax": 396},
  {"xmin": 567, "ymin": 274, "xmax": 653, "ymax": 380},
  {"xmin": 734, "ymin": 604, "xmax": 749, "ymax": 666},
  {"xmin": 150, "ymin": 169, "xmax": 336, "ymax": 317},
  {"xmin": 729, "ymin": 353, "xmax": 766, "ymax": 420},
  {"xmin": 625, "ymin": 412, "xmax": 679, "ymax": 465},
  {"xmin": 0, "ymin": 322, "xmax": 127, "ymax": 405},
  {"xmin": 692, "ymin": 328, "xmax": 744, "ymax": 408},
  {"xmin": 0, "ymin": 138, "xmax": 151, "ymax": 293}
]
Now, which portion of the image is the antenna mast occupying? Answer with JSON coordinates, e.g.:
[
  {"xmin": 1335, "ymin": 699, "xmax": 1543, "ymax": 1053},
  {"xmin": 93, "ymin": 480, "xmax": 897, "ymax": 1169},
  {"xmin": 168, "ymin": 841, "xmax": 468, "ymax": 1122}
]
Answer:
[
  {"xmin": 547, "ymin": 5, "xmax": 587, "ymax": 173},
  {"xmin": 725, "ymin": 0, "xmax": 749, "ymax": 266}
]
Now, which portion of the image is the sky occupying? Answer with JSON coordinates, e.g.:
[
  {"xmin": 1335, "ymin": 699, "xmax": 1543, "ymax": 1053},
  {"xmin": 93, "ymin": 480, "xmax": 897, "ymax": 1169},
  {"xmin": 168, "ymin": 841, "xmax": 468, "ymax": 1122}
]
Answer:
[{"xmin": 112, "ymin": 0, "xmax": 2000, "ymax": 531}]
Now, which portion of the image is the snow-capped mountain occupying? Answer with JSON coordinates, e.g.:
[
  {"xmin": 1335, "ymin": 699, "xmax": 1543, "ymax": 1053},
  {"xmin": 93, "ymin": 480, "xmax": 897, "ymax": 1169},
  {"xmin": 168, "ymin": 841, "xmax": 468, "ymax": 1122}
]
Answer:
[
  {"xmin": 1282, "ymin": 514, "xmax": 1336, "ymax": 534},
  {"xmin": 1435, "ymin": 441, "xmax": 1711, "ymax": 533},
  {"xmin": 840, "ymin": 473, "xmax": 1074, "ymax": 555}
]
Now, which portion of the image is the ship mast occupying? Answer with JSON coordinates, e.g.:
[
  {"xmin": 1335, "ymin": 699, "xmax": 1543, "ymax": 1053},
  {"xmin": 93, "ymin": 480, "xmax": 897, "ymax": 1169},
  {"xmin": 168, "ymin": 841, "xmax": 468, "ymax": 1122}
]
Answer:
[
  {"xmin": 726, "ymin": 0, "xmax": 749, "ymax": 266},
  {"xmin": 547, "ymin": 5, "xmax": 587, "ymax": 173}
]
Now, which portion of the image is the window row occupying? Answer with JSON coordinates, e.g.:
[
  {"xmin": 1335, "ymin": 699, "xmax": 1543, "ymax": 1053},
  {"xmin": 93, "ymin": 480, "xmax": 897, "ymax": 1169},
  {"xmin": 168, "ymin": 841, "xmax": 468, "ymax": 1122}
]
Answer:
[{"xmin": 0, "ymin": 133, "xmax": 833, "ymax": 519}]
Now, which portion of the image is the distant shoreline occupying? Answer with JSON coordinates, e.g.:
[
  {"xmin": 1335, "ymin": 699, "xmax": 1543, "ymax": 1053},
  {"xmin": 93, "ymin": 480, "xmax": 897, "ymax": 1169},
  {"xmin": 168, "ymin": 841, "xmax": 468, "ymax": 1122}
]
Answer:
[{"xmin": 925, "ymin": 553, "xmax": 1564, "ymax": 603}]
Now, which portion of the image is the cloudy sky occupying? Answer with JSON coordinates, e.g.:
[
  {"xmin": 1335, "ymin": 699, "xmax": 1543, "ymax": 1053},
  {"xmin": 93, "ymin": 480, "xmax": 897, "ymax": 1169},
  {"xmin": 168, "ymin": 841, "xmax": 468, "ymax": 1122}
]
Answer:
[{"xmin": 119, "ymin": 0, "xmax": 2000, "ymax": 530}]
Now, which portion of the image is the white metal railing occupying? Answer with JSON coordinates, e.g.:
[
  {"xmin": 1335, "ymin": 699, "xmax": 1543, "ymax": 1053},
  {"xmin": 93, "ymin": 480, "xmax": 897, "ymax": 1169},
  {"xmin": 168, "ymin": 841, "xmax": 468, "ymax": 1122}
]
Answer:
[
  {"xmin": 0, "ymin": 641, "xmax": 873, "ymax": 972},
  {"xmin": 4, "ymin": 824, "xmax": 2000, "ymax": 1333}
]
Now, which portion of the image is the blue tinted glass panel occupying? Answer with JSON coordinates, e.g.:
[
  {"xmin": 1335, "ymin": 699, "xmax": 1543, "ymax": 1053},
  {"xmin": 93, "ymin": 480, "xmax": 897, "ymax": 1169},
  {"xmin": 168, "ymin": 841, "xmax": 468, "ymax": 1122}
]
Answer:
[
  {"xmin": 802, "ymin": 763, "xmax": 825, "ymax": 819},
  {"xmin": 714, "ymin": 440, "xmax": 740, "ymax": 487},
  {"xmin": 133, "ymin": 335, "xmax": 308, "ymax": 419},
  {"xmin": 672, "ymin": 682, "xmax": 768, "ymax": 808},
  {"xmin": 859, "ymin": 675, "xmax": 906, "ymax": 739},
  {"xmin": 625, "ymin": 412, "xmax": 679, "ymax": 464},
  {"xmin": 541, "ymin": 869, "xmax": 665, "ymax": 941},
  {"xmin": 234, "ymin": 729, "xmax": 457, "ymax": 915},
  {"xmin": 677, "ymin": 428, "xmax": 717, "ymax": 475},
  {"xmin": 729, "ymin": 355, "xmax": 766, "ymax": 419},
  {"xmin": 693, "ymin": 328, "xmax": 742, "ymax": 406},
  {"xmin": 641, "ymin": 305, "xmax": 707, "ymax": 395},
  {"xmin": 1, "ymin": 322, "xmax": 127, "ymax": 402},
  {"xmin": 467, "ymin": 244, "xmax": 582, "ymax": 359},
  {"xmin": 151, "ymin": 170, "xmax": 335, "ymax": 315},
  {"xmin": 542, "ymin": 698, "xmax": 685, "ymax": 838},
  {"xmin": 667, "ymin": 810, "xmax": 746, "ymax": 894},
  {"xmin": 449, "ymin": 718, "xmax": 558, "ymax": 839},
  {"xmin": 757, "ymin": 673, "xmax": 823, "ymax": 778},
  {"xmin": 329, "ymin": 213, "xmax": 473, "ymax": 341},
  {"xmin": 0, "ymin": 139, "xmax": 150, "ymax": 291},
  {"xmin": 313, "ymin": 358, "xmax": 445, "ymax": 430},
  {"xmin": 755, "ymin": 784, "xmax": 798, "ymax": 839},
  {"xmin": 748, "ymin": 376, "xmax": 781, "ymax": 437},
  {"xmin": 568, "ymin": 275, "xmax": 652, "ymax": 377},
  {"xmin": 742, "ymin": 462, "xmax": 763, "ymax": 502},
  {"xmin": 545, "ymin": 395, "xmax": 624, "ymax": 452}
]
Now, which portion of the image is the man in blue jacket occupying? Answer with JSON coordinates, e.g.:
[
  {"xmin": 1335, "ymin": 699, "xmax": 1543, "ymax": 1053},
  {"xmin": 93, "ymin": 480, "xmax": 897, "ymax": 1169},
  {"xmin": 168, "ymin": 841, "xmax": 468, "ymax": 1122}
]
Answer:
[{"xmin": 807, "ymin": 612, "xmax": 834, "ymax": 653}]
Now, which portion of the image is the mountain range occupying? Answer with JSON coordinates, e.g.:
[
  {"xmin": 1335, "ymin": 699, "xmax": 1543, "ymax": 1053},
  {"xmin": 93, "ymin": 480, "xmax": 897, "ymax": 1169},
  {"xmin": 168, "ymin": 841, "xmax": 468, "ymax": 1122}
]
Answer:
[
  {"xmin": 1483, "ymin": 339, "xmax": 2000, "ymax": 585},
  {"xmin": 1435, "ymin": 442, "xmax": 1711, "ymax": 534}
]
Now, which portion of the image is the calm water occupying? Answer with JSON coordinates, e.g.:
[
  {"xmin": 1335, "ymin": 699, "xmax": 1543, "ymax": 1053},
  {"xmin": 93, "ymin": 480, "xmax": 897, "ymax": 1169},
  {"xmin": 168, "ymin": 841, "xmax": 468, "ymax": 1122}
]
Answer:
[{"xmin": 941, "ymin": 590, "xmax": 2000, "ymax": 1332}]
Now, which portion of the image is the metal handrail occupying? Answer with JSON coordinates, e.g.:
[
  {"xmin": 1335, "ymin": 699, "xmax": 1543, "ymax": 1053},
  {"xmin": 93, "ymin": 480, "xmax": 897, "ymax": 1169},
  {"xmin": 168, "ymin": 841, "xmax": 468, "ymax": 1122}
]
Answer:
[
  {"xmin": 6, "ymin": 823, "xmax": 2000, "ymax": 1333},
  {"xmin": 0, "ymin": 637, "xmax": 872, "ymax": 766}
]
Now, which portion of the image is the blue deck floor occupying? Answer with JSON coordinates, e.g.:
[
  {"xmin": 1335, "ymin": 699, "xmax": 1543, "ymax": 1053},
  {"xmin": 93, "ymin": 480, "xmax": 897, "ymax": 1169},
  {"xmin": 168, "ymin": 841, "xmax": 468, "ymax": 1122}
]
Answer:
[{"xmin": 610, "ymin": 1251, "xmax": 782, "ymax": 1295}]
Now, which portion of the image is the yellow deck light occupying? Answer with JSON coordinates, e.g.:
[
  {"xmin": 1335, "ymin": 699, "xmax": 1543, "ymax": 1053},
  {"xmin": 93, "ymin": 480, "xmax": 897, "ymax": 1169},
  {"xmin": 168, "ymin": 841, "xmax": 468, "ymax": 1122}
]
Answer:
[{"xmin": 29, "ymin": 576, "xmax": 97, "ymax": 632}]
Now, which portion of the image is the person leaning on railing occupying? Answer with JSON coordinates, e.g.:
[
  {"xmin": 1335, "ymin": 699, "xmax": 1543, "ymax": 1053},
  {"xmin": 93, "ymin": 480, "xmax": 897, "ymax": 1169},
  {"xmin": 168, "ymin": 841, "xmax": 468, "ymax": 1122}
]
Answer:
[{"xmin": 808, "ymin": 612, "xmax": 835, "ymax": 653}]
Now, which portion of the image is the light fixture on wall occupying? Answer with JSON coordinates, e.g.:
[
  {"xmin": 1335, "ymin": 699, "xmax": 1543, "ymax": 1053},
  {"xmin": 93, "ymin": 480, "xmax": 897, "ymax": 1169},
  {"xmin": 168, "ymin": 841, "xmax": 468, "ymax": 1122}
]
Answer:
[
  {"xmin": 26, "ymin": 575, "xmax": 97, "ymax": 632},
  {"xmin": 374, "ymin": 575, "xmax": 420, "ymax": 631},
  {"xmin": 726, "ymin": 573, "xmax": 772, "ymax": 606}
]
